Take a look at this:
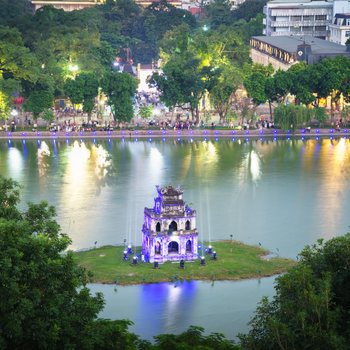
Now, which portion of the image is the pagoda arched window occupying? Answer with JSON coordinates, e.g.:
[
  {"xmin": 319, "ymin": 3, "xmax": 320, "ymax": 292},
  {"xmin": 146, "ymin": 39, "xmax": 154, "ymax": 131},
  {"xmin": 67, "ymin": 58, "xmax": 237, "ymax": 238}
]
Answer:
[
  {"xmin": 168, "ymin": 241, "xmax": 179, "ymax": 254},
  {"xmin": 185, "ymin": 220, "xmax": 191, "ymax": 230},
  {"xmin": 169, "ymin": 221, "xmax": 177, "ymax": 231},
  {"xmin": 186, "ymin": 240, "xmax": 192, "ymax": 252},
  {"xmin": 156, "ymin": 222, "xmax": 161, "ymax": 232}
]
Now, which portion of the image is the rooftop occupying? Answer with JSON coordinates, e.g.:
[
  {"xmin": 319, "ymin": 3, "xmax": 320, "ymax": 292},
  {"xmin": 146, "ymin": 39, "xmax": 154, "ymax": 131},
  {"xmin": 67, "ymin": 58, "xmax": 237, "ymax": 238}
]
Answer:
[{"xmin": 251, "ymin": 36, "xmax": 348, "ymax": 53}]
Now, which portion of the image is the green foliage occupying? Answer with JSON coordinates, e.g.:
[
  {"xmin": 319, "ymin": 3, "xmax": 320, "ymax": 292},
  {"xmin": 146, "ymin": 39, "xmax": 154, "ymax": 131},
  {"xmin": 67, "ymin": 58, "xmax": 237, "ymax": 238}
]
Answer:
[
  {"xmin": 211, "ymin": 64, "xmax": 242, "ymax": 122},
  {"xmin": 273, "ymin": 104, "xmax": 313, "ymax": 134},
  {"xmin": 0, "ymin": 0, "xmax": 31, "ymax": 26},
  {"xmin": 102, "ymin": 71, "xmax": 138, "ymax": 122},
  {"xmin": 64, "ymin": 73, "xmax": 99, "ymax": 116},
  {"xmin": 0, "ymin": 25, "xmax": 41, "ymax": 119},
  {"xmin": 42, "ymin": 108, "xmax": 55, "ymax": 124},
  {"xmin": 138, "ymin": 105, "xmax": 153, "ymax": 119},
  {"xmin": 243, "ymin": 72, "xmax": 267, "ymax": 105},
  {"xmin": 239, "ymin": 232, "xmax": 350, "ymax": 350},
  {"xmin": 149, "ymin": 326, "xmax": 241, "ymax": 350},
  {"xmin": 314, "ymin": 107, "xmax": 327, "ymax": 124},
  {"xmin": 22, "ymin": 90, "xmax": 54, "ymax": 118},
  {"xmin": 0, "ymin": 175, "xmax": 141, "ymax": 349},
  {"xmin": 232, "ymin": 0, "xmax": 267, "ymax": 22}
]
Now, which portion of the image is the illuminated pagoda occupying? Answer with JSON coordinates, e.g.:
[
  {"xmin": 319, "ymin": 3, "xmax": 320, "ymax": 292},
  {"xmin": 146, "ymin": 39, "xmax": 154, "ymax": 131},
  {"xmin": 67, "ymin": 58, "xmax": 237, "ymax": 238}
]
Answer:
[{"xmin": 142, "ymin": 184, "xmax": 198, "ymax": 263}]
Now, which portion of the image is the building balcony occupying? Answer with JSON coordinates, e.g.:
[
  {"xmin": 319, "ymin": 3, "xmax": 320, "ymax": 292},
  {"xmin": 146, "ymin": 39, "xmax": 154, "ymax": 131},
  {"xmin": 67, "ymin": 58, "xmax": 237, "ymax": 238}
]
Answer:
[
  {"xmin": 263, "ymin": 6, "xmax": 267, "ymax": 15},
  {"xmin": 263, "ymin": 18, "xmax": 267, "ymax": 25},
  {"xmin": 270, "ymin": 20, "xmax": 329, "ymax": 27},
  {"xmin": 147, "ymin": 229, "xmax": 198, "ymax": 237},
  {"xmin": 270, "ymin": 30, "xmax": 330, "ymax": 37}
]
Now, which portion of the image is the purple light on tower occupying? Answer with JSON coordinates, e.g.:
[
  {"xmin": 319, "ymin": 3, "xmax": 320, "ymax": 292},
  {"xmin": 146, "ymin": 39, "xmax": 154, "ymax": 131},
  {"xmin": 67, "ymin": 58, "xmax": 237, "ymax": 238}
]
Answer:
[
  {"xmin": 108, "ymin": 131, "xmax": 111, "ymax": 135},
  {"xmin": 65, "ymin": 132, "xmax": 69, "ymax": 136},
  {"xmin": 189, "ymin": 130, "xmax": 193, "ymax": 135},
  {"xmin": 121, "ymin": 131, "xmax": 125, "ymax": 135},
  {"xmin": 246, "ymin": 130, "xmax": 249, "ymax": 134},
  {"xmin": 22, "ymin": 132, "xmax": 26, "ymax": 136},
  {"xmin": 274, "ymin": 130, "xmax": 277, "ymax": 134},
  {"xmin": 93, "ymin": 132, "xmax": 96, "ymax": 136},
  {"xmin": 162, "ymin": 130, "xmax": 166, "ymax": 135},
  {"xmin": 177, "ymin": 131, "xmax": 181, "ymax": 135},
  {"xmin": 215, "ymin": 131, "xmax": 219, "ymax": 135},
  {"xmin": 330, "ymin": 129, "xmax": 334, "ymax": 133},
  {"xmin": 316, "ymin": 129, "xmax": 319, "ymax": 133},
  {"xmin": 143, "ymin": 184, "xmax": 198, "ymax": 263},
  {"xmin": 135, "ymin": 131, "xmax": 138, "ymax": 135},
  {"xmin": 148, "ymin": 131, "xmax": 152, "ymax": 135},
  {"xmin": 260, "ymin": 130, "xmax": 263, "ymax": 134},
  {"xmin": 204, "ymin": 130, "xmax": 207, "ymax": 135},
  {"xmin": 7, "ymin": 132, "xmax": 11, "ymax": 136},
  {"xmin": 232, "ymin": 130, "xmax": 235, "ymax": 134},
  {"xmin": 344, "ymin": 129, "xmax": 348, "ymax": 133},
  {"xmin": 37, "ymin": 132, "xmax": 41, "ymax": 136},
  {"xmin": 80, "ymin": 132, "xmax": 83, "ymax": 136}
]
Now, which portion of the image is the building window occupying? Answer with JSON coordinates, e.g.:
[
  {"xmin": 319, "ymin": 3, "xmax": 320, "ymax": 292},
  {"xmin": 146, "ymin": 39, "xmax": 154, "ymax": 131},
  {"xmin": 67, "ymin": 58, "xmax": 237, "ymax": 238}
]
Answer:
[
  {"xmin": 291, "ymin": 16, "xmax": 301, "ymax": 21},
  {"xmin": 303, "ymin": 16, "xmax": 314, "ymax": 21},
  {"xmin": 346, "ymin": 31, "xmax": 350, "ymax": 37},
  {"xmin": 316, "ymin": 15, "xmax": 326, "ymax": 20},
  {"xmin": 347, "ymin": 19, "xmax": 350, "ymax": 26}
]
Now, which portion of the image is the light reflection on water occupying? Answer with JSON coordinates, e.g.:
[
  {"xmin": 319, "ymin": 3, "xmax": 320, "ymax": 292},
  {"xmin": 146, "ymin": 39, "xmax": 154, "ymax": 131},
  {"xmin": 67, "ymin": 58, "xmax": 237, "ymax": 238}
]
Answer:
[
  {"xmin": 88, "ymin": 276, "xmax": 277, "ymax": 341},
  {"xmin": 2, "ymin": 137, "xmax": 350, "ymax": 340},
  {"xmin": 0, "ymin": 137, "xmax": 350, "ymax": 258}
]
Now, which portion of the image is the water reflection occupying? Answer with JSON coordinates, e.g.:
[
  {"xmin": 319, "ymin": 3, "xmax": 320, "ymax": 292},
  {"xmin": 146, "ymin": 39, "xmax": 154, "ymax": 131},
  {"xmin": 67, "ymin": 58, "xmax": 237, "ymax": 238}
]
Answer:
[
  {"xmin": 1, "ymin": 137, "xmax": 350, "ymax": 257},
  {"xmin": 88, "ymin": 276, "xmax": 277, "ymax": 341}
]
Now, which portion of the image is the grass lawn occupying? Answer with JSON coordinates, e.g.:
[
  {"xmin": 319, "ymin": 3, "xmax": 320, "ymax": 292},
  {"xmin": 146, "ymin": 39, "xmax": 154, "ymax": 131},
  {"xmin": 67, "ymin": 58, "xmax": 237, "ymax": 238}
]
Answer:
[{"xmin": 74, "ymin": 240, "xmax": 296, "ymax": 285}]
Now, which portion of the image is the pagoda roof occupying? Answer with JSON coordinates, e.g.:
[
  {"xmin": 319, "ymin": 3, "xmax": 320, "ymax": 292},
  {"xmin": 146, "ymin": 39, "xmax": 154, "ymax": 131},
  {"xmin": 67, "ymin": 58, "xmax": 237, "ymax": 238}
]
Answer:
[{"xmin": 156, "ymin": 184, "xmax": 185, "ymax": 197}]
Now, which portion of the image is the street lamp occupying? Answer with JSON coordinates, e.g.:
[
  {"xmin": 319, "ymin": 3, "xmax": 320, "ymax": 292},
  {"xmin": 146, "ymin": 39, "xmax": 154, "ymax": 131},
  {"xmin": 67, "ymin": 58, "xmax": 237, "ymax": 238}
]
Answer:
[{"xmin": 69, "ymin": 65, "xmax": 78, "ymax": 71}]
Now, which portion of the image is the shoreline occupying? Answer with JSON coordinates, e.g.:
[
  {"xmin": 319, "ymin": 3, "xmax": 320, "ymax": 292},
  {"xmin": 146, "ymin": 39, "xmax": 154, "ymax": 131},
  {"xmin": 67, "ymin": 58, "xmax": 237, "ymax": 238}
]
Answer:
[
  {"xmin": 74, "ymin": 240, "xmax": 296, "ymax": 286},
  {"xmin": 0, "ymin": 128, "xmax": 347, "ymax": 139}
]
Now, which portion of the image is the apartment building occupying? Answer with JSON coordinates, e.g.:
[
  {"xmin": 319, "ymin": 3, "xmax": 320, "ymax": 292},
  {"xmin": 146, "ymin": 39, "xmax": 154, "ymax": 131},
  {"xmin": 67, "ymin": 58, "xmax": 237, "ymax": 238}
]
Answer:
[
  {"xmin": 263, "ymin": 0, "xmax": 334, "ymax": 40},
  {"xmin": 329, "ymin": 13, "xmax": 350, "ymax": 44}
]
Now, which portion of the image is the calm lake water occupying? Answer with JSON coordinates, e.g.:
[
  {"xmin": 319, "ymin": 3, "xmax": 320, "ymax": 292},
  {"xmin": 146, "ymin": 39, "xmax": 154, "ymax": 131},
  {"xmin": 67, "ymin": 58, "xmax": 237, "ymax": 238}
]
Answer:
[{"xmin": 1, "ymin": 137, "xmax": 350, "ymax": 340}]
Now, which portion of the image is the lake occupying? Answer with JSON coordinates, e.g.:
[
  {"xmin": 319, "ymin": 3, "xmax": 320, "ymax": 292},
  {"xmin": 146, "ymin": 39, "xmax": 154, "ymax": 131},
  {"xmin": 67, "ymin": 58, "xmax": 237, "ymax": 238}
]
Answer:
[{"xmin": 1, "ymin": 136, "xmax": 350, "ymax": 340}]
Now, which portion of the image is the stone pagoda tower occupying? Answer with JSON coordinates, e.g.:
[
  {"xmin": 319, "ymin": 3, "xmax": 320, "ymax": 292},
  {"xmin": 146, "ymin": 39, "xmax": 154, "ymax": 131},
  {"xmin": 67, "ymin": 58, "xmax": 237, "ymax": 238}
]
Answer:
[{"xmin": 142, "ymin": 184, "xmax": 198, "ymax": 263}]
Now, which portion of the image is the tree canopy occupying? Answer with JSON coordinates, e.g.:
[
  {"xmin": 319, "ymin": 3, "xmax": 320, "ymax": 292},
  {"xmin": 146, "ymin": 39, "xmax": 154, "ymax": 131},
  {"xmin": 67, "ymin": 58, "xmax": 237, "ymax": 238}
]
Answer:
[{"xmin": 239, "ymin": 232, "xmax": 350, "ymax": 349}]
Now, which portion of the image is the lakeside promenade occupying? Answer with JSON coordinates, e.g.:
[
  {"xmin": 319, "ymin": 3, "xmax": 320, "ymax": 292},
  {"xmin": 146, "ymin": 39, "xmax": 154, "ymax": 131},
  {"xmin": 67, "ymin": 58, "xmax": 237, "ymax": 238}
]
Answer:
[{"xmin": 0, "ymin": 127, "xmax": 348, "ymax": 139}]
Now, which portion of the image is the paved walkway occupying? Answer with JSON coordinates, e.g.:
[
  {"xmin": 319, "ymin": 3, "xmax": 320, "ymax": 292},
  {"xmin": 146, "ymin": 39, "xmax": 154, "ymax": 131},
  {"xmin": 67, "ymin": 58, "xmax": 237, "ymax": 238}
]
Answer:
[{"xmin": 0, "ymin": 128, "xmax": 347, "ymax": 139}]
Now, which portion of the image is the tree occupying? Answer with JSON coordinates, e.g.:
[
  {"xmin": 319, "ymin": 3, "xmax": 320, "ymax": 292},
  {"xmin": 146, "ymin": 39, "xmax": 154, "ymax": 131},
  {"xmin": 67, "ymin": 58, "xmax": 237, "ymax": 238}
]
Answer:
[
  {"xmin": 22, "ymin": 90, "xmax": 54, "ymax": 122},
  {"xmin": 273, "ymin": 104, "xmax": 314, "ymax": 134},
  {"xmin": 102, "ymin": 71, "xmax": 138, "ymax": 123},
  {"xmin": 243, "ymin": 72, "xmax": 268, "ymax": 106},
  {"xmin": 42, "ymin": 108, "xmax": 55, "ymax": 127},
  {"xmin": 210, "ymin": 64, "xmax": 242, "ymax": 123},
  {"xmin": 64, "ymin": 72, "xmax": 99, "ymax": 120},
  {"xmin": 0, "ymin": 0, "xmax": 31, "ymax": 26},
  {"xmin": 0, "ymin": 25, "xmax": 40, "ymax": 119},
  {"xmin": 0, "ymin": 175, "xmax": 141, "ymax": 349},
  {"xmin": 147, "ymin": 325, "xmax": 241, "ymax": 349},
  {"xmin": 138, "ymin": 105, "xmax": 153, "ymax": 120},
  {"xmin": 239, "ymin": 232, "xmax": 350, "ymax": 350},
  {"xmin": 148, "ymin": 60, "xmax": 187, "ymax": 121}
]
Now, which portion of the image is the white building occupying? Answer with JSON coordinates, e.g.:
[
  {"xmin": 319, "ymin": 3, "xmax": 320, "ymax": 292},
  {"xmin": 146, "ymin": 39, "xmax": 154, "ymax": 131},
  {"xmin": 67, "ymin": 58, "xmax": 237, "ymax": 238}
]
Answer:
[
  {"xmin": 263, "ymin": 0, "xmax": 337, "ymax": 40},
  {"xmin": 329, "ymin": 13, "xmax": 350, "ymax": 44}
]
